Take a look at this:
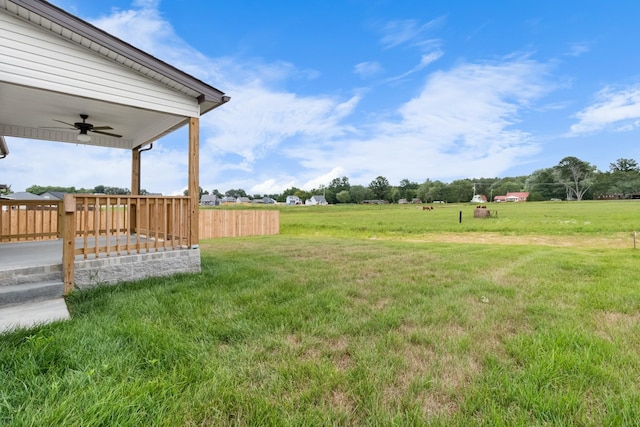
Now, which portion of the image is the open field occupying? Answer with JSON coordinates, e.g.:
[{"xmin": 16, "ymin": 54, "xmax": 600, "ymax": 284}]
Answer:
[
  {"xmin": 2, "ymin": 201, "xmax": 640, "ymax": 425},
  {"xmin": 278, "ymin": 200, "xmax": 640, "ymax": 244}
]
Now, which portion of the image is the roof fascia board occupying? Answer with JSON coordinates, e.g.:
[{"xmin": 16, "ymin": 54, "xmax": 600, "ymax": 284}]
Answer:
[{"xmin": 9, "ymin": 0, "xmax": 227, "ymax": 110}]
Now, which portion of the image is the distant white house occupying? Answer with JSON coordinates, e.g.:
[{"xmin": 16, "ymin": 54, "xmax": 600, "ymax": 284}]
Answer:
[
  {"xmin": 252, "ymin": 196, "xmax": 276, "ymax": 204},
  {"xmin": 200, "ymin": 194, "xmax": 220, "ymax": 206},
  {"xmin": 220, "ymin": 196, "xmax": 236, "ymax": 204},
  {"xmin": 236, "ymin": 196, "xmax": 252, "ymax": 204},
  {"xmin": 286, "ymin": 195, "xmax": 302, "ymax": 205},
  {"xmin": 305, "ymin": 195, "xmax": 328, "ymax": 205}
]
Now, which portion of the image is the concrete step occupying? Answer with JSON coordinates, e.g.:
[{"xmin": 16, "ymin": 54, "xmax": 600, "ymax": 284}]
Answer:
[
  {"xmin": 0, "ymin": 264, "xmax": 63, "ymax": 287},
  {"xmin": 0, "ymin": 298, "xmax": 70, "ymax": 334},
  {"xmin": 0, "ymin": 281, "xmax": 64, "ymax": 308}
]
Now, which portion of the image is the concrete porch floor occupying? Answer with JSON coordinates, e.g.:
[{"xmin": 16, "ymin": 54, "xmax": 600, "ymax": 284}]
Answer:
[
  {"xmin": 0, "ymin": 234, "xmax": 166, "ymax": 271},
  {"xmin": 0, "ymin": 238, "xmax": 62, "ymax": 270}
]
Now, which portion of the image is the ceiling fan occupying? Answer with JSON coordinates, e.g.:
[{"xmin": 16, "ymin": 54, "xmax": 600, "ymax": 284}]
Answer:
[{"xmin": 50, "ymin": 114, "xmax": 122, "ymax": 142}]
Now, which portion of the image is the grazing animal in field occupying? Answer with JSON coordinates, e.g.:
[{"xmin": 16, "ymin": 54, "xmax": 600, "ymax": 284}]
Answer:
[{"xmin": 422, "ymin": 206, "xmax": 433, "ymax": 211}]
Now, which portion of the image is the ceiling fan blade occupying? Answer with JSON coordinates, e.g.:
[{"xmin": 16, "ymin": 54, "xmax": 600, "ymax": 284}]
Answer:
[
  {"xmin": 40, "ymin": 126, "xmax": 75, "ymax": 130},
  {"xmin": 53, "ymin": 119, "xmax": 77, "ymax": 127},
  {"xmin": 91, "ymin": 126, "xmax": 114, "ymax": 131},
  {"xmin": 91, "ymin": 130, "xmax": 122, "ymax": 138}
]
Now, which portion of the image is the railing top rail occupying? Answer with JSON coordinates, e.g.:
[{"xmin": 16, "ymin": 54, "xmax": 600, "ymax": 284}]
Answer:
[
  {"xmin": 0, "ymin": 199, "xmax": 62, "ymax": 206},
  {"xmin": 71, "ymin": 195, "xmax": 190, "ymax": 200}
]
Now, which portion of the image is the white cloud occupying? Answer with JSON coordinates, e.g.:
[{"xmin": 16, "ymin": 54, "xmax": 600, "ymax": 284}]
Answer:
[
  {"xmin": 301, "ymin": 167, "xmax": 347, "ymax": 191},
  {"xmin": 569, "ymin": 85, "xmax": 640, "ymax": 135},
  {"xmin": 90, "ymin": 2, "xmax": 224, "ymax": 84},
  {"xmin": 383, "ymin": 49, "xmax": 444, "ymax": 83},
  {"xmin": 566, "ymin": 42, "xmax": 590, "ymax": 57},
  {"xmin": 249, "ymin": 178, "xmax": 295, "ymax": 196},
  {"xmin": 379, "ymin": 18, "xmax": 444, "ymax": 50},
  {"xmin": 201, "ymin": 85, "xmax": 360, "ymax": 166},
  {"xmin": 4, "ymin": 140, "xmax": 131, "ymax": 191},
  {"xmin": 285, "ymin": 57, "xmax": 552, "ymax": 185},
  {"xmin": 354, "ymin": 61, "xmax": 383, "ymax": 79},
  {"xmin": 133, "ymin": 0, "xmax": 160, "ymax": 8}
]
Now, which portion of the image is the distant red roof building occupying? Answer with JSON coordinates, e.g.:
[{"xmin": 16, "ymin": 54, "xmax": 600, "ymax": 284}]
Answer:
[{"xmin": 494, "ymin": 192, "xmax": 529, "ymax": 202}]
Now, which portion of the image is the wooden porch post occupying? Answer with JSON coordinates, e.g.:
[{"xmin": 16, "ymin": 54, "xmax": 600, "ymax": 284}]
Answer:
[
  {"xmin": 130, "ymin": 148, "xmax": 140, "ymax": 235},
  {"xmin": 188, "ymin": 117, "xmax": 199, "ymax": 247},
  {"xmin": 62, "ymin": 194, "xmax": 75, "ymax": 294},
  {"xmin": 131, "ymin": 148, "xmax": 140, "ymax": 195}
]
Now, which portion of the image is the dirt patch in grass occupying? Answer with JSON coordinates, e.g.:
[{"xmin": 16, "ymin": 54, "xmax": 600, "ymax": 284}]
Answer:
[
  {"xmin": 390, "ymin": 323, "xmax": 482, "ymax": 418},
  {"xmin": 387, "ymin": 232, "xmax": 634, "ymax": 249},
  {"xmin": 326, "ymin": 389, "xmax": 356, "ymax": 420},
  {"xmin": 594, "ymin": 311, "xmax": 640, "ymax": 342}
]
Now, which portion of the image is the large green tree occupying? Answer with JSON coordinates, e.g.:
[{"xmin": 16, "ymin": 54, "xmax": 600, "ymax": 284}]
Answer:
[
  {"xmin": 349, "ymin": 185, "xmax": 371, "ymax": 203},
  {"xmin": 555, "ymin": 156, "xmax": 597, "ymax": 201},
  {"xmin": 328, "ymin": 176, "xmax": 350, "ymax": 193},
  {"xmin": 525, "ymin": 168, "xmax": 565, "ymax": 201},
  {"xmin": 369, "ymin": 176, "xmax": 391, "ymax": 200},
  {"xmin": 444, "ymin": 179, "xmax": 474, "ymax": 203},
  {"xmin": 336, "ymin": 190, "xmax": 351, "ymax": 203},
  {"xmin": 592, "ymin": 158, "xmax": 640, "ymax": 198},
  {"xmin": 398, "ymin": 178, "xmax": 419, "ymax": 201},
  {"xmin": 609, "ymin": 158, "xmax": 639, "ymax": 172},
  {"xmin": 225, "ymin": 188, "xmax": 246, "ymax": 198},
  {"xmin": 417, "ymin": 179, "xmax": 446, "ymax": 203},
  {"xmin": 324, "ymin": 177, "xmax": 350, "ymax": 204}
]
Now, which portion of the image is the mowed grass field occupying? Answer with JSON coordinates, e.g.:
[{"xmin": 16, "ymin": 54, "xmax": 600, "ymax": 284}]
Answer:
[{"xmin": 2, "ymin": 201, "xmax": 640, "ymax": 425}]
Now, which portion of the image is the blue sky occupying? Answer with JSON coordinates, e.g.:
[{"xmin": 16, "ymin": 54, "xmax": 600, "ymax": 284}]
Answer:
[{"xmin": 7, "ymin": 0, "xmax": 640, "ymax": 195}]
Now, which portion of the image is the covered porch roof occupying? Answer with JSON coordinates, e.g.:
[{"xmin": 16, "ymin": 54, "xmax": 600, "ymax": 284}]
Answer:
[{"xmin": 0, "ymin": 0, "xmax": 229, "ymax": 151}]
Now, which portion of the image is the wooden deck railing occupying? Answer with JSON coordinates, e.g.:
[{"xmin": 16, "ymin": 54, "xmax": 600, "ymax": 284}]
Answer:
[
  {"xmin": 0, "ymin": 199, "xmax": 61, "ymax": 242},
  {"xmin": 57, "ymin": 195, "xmax": 191, "ymax": 293},
  {"xmin": 2, "ymin": 197, "xmax": 280, "ymax": 294},
  {"xmin": 67, "ymin": 195, "xmax": 191, "ymax": 258}
]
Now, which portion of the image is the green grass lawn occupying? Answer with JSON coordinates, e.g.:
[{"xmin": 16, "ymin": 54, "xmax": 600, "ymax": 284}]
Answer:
[
  {"xmin": 279, "ymin": 200, "xmax": 639, "ymax": 238},
  {"xmin": 2, "ymin": 201, "xmax": 640, "ymax": 425}
]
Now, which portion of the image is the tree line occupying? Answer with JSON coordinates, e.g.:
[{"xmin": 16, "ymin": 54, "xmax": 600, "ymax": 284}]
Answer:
[
  {"xmin": 264, "ymin": 156, "xmax": 640, "ymax": 204},
  {"xmin": 9, "ymin": 156, "xmax": 640, "ymax": 203}
]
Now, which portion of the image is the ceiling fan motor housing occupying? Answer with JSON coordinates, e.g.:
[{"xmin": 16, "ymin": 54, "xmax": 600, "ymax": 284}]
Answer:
[{"xmin": 75, "ymin": 114, "xmax": 93, "ymax": 131}]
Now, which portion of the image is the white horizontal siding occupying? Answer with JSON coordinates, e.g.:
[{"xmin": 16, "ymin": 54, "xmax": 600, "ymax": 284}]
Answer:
[{"xmin": 0, "ymin": 11, "xmax": 200, "ymax": 117}]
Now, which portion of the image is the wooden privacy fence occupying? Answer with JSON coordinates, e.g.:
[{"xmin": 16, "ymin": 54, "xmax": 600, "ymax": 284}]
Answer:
[
  {"xmin": 0, "ymin": 200, "xmax": 61, "ymax": 242},
  {"xmin": 199, "ymin": 209, "xmax": 279, "ymax": 238}
]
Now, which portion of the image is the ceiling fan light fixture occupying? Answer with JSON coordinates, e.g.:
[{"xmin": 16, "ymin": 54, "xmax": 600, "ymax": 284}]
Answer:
[{"xmin": 77, "ymin": 129, "xmax": 91, "ymax": 142}]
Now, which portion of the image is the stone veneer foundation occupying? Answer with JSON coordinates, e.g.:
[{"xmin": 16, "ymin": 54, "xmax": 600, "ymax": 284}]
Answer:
[{"xmin": 73, "ymin": 248, "xmax": 201, "ymax": 288}]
